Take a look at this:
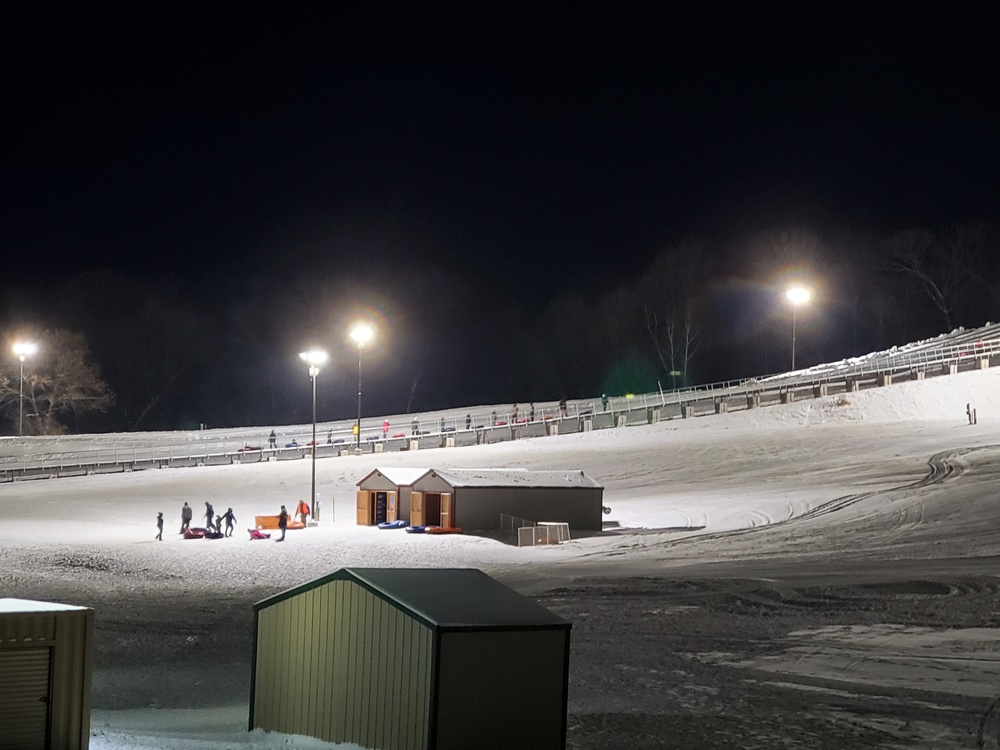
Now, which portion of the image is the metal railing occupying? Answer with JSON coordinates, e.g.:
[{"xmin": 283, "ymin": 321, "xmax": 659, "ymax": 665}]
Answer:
[{"xmin": 3, "ymin": 323, "xmax": 999, "ymax": 481}]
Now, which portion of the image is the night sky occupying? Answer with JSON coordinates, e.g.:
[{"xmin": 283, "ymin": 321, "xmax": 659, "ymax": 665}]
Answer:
[{"xmin": 2, "ymin": 7, "xmax": 998, "ymax": 431}]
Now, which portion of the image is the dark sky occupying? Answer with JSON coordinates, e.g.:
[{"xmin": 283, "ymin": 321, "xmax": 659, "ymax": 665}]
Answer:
[
  {"xmin": 5, "ymin": 7, "xmax": 997, "ymax": 293},
  {"xmin": 2, "ymin": 6, "xmax": 999, "ymax": 427}
]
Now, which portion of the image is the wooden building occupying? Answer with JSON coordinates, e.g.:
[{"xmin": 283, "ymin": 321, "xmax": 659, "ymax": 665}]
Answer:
[
  {"xmin": 355, "ymin": 467, "xmax": 429, "ymax": 526},
  {"xmin": 250, "ymin": 567, "xmax": 571, "ymax": 750},
  {"xmin": 356, "ymin": 467, "xmax": 604, "ymax": 531},
  {"xmin": 0, "ymin": 598, "xmax": 95, "ymax": 750}
]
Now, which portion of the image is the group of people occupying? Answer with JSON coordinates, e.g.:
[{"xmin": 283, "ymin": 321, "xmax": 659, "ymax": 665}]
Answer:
[
  {"xmin": 166, "ymin": 501, "xmax": 237, "ymax": 540},
  {"xmin": 163, "ymin": 500, "xmax": 306, "ymax": 542}
]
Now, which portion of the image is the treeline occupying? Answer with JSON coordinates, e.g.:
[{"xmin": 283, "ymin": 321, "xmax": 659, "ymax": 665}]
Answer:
[{"xmin": 2, "ymin": 223, "xmax": 998, "ymax": 433}]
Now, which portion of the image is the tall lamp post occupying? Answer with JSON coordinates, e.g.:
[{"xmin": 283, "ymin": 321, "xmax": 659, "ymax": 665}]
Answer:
[
  {"xmin": 349, "ymin": 324, "xmax": 374, "ymax": 453},
  {"xmin": 299, "ymin": 348, "xmax": 328, "ymax": 521},
  {"xmin": 785, "ymin": 285, "xmax": 811, "ymax": 371},
  {"xmin": 12, "ymin": 342, "xmax": 38, "ymax": 437}
]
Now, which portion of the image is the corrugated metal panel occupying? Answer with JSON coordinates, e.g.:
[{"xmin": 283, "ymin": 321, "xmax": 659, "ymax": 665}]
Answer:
[
  {"xmin": 0, "ymin": 647, "xmax": 51, "ymax": 750},
  {"xmin": 0, "ymin": 613, "xmax": 57, "ymax": 643},
  {"xmin": 48, "ymin": 609, "xmax": 95, "ymax": 750},
  {"xmin": 0, "ymin": 608, "xmax": 93, "ymax": 750},
  {"xmin": 253, "ymin": 580, "xmax": 432, "ymax": 750}
]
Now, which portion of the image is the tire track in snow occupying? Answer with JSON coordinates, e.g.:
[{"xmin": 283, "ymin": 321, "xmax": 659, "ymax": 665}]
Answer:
[{"xmin": 591, "ymin": 447, "xmax": 975, "ymax": 557}]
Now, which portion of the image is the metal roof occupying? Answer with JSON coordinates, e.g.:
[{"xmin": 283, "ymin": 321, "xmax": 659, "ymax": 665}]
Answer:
[
  {"xmin": 0, "ymin": 598, "xmax": 90, "ymax": 613},
  {"xmin": 356, "ymin": 467, "xmax": 431, "ymax": 487},
  {"xmin": 256, "ymin": 568, "xmax": 569, "ymax": 631},
  {"xmin": 427, "ymin": 468, "xmax": 603, "ymax": 489}
]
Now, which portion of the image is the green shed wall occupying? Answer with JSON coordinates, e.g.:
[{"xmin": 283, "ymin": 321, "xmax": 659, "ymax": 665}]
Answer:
[{"xmin": 253, "ymin": 580, "xmax": 433, "ymax": 749}]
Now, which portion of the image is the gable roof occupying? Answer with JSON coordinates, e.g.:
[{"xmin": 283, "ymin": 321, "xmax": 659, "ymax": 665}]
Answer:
[
  {"xmin": 356, "ymin": 467, "xmax": 431, "ymax": 487},
  {"xmin": 426, "ymin": 468, "xmax": 603, "ymax": 489},
  {"xmin": 0, "ymin": 598, "xmax": 90, "ymax": 613},
  {"xmin": 256, "ymin": 568, "xmax": 569, "ymax": 631}
]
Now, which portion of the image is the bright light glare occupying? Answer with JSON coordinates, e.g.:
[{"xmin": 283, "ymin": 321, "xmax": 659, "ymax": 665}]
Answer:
[
  {"xmin": 785, "ymin": 286, "xmax": 811, "ymax": 306},
  {"xmin": 13, "ymin": 342, "xmax": 38, "ymax": 359},
  {"xmin": 350, "ymin": 324, "xmax": 374, "ymax": 347},
  {"xmin": 299, "ymin": 349, "xmax": 328, "ymax": 366}
]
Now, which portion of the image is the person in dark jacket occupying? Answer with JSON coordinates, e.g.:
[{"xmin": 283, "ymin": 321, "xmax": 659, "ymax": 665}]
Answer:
[
  {"xmin": 204, "ymin": 501, "xmax": 216, "ymax": 531},
  {"xmin": 180, "ymin": 502, "xmax": 193, "ymax": 533},
  {"xmin": 222, "ymin": 507, "xmax": 237, "ymax": 537},
  {"xmin": 277, "ymin": 505, "xmax": 289, "ymax": 542},
  {"xmin": 465, "ymin": 413, "xmax": 471, "ymax": 429},
  {"xmin": 268, "ymin": 429, "xmax": 277, "ymax": 449},
  {"xmin": 156, "ymin": 512, "xmax": 163, "ymax": 541}
]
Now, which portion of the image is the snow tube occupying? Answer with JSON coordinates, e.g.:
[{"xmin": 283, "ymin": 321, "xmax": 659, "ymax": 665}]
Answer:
[
  {"xmin": 183, "ymin": 527, "xmax": 207, "ymax": 539},
  {"xmin": 405, "ymin": 525, "xmax": 427, "ymax": 534},
  {"xmin": 425, "ymin": 526, "xmax": 462, "ymax": 534},
  {"xmin": 378, "ymin": 520, "xmax": 408, "ymax": 529}
]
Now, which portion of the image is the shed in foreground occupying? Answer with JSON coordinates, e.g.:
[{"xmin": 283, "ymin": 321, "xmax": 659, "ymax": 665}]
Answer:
[{"xmin": 250, "ymin": 567, "xmax": 571, "ymax": 749}]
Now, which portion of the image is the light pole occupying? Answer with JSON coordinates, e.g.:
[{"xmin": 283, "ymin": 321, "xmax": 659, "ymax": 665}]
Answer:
[
  {"xmin": 349, "ymin": 323, "xmax": 374, "ymax": 453},
  {"xmin": 785, "ymin": 285, "xmax": 811, "ymax": 371},
  {"xmin": 12, "ymin": 342, "xmax": 38, "ymax": 437},
  {"xmin": 299, "ymin": 348, "xmax": 328, "ymax": 521}
]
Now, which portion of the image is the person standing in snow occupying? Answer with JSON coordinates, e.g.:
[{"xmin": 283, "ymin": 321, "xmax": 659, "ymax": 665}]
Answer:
[
  {"xmin": 465, "ymin": 414, "xmax": 471, "ymax": 429},
  {"xmin": 156, "ymin": 512, "xmax": 163, "ymax": 541},
  {"xmin": 490, "ymin": 410, "xmax": 497, "ymax": 426},
  {"xmin": 382, "ymin": 419, "xmax": 390, "ymax": 438},
  {"xmin": 277, "ymin": 505, "xmax": 289, "ymax": 542},
  {"xmin": 268, "ymin": 430, "xmax": 277, "ymax": 449},
  {"xmin": 180, "ymin": 502, "xmax": 193, "ymax": 533},
  {"xmin": 529, "ymin": 403, "xmax": 535, "ymax": 421},
  {"xmin": 222, "ymin": 507, "xmax": 237, "ymax": 537},
  {"xmin": 204, "ymin": 501, "xmax": 215, "ymax": 531}
]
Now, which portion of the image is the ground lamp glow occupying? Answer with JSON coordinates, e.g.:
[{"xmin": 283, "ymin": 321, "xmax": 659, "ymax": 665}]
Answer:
[
  {"xmin": 785, "ymin": 285, "xmax": 812, "ymax": 371},
  {"xmin": 12, "ymin": 341, "xmax": 38, "ymax": 436},
  {"xmin": 299, "ymin": 349, "xmax": 328, "ymax": 521},
  {"xmin": 349, "ymin": 324, "xmax": 374, "ymax": 453}
]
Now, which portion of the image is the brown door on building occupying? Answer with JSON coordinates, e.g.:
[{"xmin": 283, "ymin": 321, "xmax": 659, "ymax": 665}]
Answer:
[
  {"xmin": 387, "ymin": 491, "xmax": 398, "ymax": 522},
  {"xmin": 356, "ymin": 490, "xmax": 372, "ymax": 525},
  {"xmin": 440, "ymin": 492, "xmax": 453, "ymax": 529},
  {"xmin": 423, "ymin": 493, "xmax": 441, "ymax": 526},
  {"xmin": 410, "ymin": 492, "xmax": 424, "ymax": 526}
]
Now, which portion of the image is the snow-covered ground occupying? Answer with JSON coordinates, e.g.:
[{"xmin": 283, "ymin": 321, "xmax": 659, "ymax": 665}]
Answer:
[{"xmin": 4, "ymin": 367, "xmax": 1000, "ymax": 749}]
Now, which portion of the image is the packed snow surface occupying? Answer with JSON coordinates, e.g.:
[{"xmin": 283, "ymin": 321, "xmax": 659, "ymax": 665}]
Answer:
[{"xmin": 4, "ymin": 367, "xmax": 1000, "ymax": 748}]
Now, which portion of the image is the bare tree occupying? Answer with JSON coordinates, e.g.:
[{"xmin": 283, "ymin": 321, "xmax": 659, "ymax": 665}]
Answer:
[
  {"xmin": 0, "ymin": 329, "xmax": 113, "ymax": 434},
  {"xmin": 885, "ymin": 226, "xmax": 983, "ymax": 332},
  {"xmin": 639, "ymin": 239, "xmax": 705, "ymax": 388}
]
